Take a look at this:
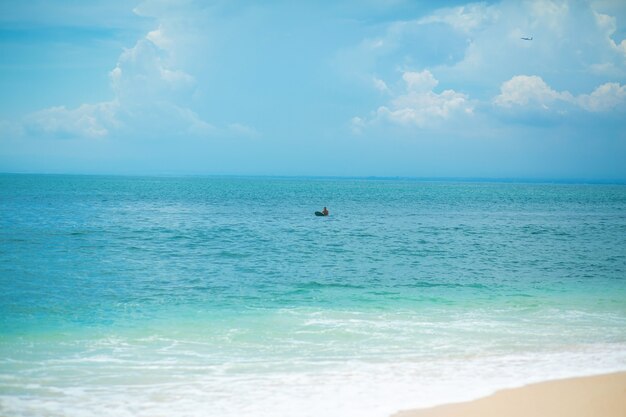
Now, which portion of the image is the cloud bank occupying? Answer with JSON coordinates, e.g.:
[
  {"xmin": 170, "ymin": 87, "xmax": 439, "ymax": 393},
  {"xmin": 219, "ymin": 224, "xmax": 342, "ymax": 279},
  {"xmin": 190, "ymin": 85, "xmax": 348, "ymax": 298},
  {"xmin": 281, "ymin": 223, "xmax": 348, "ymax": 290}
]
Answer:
[
  {"xmin": 351, "ymin": 0, "xmax": 626, "ymax": 133},
  {"xmin": 494, "ymin": 75, "xmax": 626, "ymax": 113},
  {"xmin": 7, "ymin": 1, "xmax": 255, "ymax": 141}
]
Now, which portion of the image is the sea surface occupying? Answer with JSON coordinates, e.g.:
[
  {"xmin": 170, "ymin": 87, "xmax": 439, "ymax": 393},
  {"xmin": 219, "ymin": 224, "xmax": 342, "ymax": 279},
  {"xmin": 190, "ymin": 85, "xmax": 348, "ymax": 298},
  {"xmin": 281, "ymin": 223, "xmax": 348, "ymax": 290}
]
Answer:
[{"xmin": 1, "ymin": 174, "xmax": 625, "ymax": 417}]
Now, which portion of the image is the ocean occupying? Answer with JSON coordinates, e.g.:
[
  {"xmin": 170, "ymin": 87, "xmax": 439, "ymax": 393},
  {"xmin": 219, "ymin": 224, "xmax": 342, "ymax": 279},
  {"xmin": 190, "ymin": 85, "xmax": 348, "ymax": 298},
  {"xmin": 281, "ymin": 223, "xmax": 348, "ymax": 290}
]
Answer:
[{"xmin": 1, "ymin": 174, "xmax": 625, "ymax": 417}]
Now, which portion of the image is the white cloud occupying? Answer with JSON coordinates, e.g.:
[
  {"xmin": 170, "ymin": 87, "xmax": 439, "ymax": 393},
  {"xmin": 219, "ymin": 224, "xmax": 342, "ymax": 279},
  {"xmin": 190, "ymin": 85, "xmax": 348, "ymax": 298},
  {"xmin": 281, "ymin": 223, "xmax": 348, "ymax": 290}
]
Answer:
[
  {"xmin": 494, "ymin": 74, "xmax": 626, "ymax": 113},
  {"xmin": 24, "ymin": 102, "xmax": 120, "ymax": 139},
  {"xmin": 594, "ymin": 9, "xmax": 626, "ymax": 59},
  {"xmin": 402, "ymin": 70, "xmax": 439, "ymax": 92},
  {"xmin": 354, "ymin": 70, "xmax": 473, "ymax": 129},
  {"xmin": 110, "ymin": 36, "xmax": 196, "ymax": 104},
  {"xmin": 146, "ymin": 25, "xmax": 174, "ymax": 51},
  {"xmin": 160, "ymin": 67, "xmax": 195, "ymax": 87},
  {"xmin": 578, "ymin": 82, "xmax": 626, "ymax": 111},
  {"xmin": 493, "ymin": 75, "xmax": 573, "ymax": 109}
]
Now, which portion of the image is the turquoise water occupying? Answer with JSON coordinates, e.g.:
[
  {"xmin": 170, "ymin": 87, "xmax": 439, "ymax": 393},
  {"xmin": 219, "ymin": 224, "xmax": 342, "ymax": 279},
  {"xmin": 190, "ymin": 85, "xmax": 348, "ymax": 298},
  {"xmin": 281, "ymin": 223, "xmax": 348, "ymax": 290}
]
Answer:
[{"xmin": 1, "ymin": 175, "xmax": 626, "ymax": 417}]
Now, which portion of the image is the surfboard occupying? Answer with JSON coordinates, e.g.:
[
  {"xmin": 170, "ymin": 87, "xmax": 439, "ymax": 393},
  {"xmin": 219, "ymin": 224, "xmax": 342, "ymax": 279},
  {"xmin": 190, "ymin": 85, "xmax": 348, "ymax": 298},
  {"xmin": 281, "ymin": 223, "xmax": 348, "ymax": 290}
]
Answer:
[{"xmin": 315, "ymin": 211, "xmax": 326, "ymax": 216}]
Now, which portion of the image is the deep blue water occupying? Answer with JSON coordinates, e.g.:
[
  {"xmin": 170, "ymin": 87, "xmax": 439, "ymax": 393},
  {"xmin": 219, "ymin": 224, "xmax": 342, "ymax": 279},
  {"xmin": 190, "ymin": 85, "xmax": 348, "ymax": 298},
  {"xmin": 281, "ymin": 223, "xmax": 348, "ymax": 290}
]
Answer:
[{"xmin": 1, "ymin": 174, "xmax": 625, "ymax": 417}]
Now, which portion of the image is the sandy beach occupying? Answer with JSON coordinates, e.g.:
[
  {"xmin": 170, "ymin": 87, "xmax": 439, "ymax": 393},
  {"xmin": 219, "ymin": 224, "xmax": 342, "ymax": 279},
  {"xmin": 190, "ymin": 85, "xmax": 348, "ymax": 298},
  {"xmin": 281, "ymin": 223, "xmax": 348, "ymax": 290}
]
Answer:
[{"xmin": 393, "ymin": 372, "xmax": 626, "ymax": 417}]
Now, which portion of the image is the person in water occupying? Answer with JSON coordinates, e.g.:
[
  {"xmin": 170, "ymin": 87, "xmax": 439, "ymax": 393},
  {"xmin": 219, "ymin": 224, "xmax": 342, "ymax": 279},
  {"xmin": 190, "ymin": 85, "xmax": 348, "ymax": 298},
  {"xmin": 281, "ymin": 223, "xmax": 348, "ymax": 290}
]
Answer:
[{"xmin": 322, "ymin": 207, "xmax": 329, "ymax": 216}]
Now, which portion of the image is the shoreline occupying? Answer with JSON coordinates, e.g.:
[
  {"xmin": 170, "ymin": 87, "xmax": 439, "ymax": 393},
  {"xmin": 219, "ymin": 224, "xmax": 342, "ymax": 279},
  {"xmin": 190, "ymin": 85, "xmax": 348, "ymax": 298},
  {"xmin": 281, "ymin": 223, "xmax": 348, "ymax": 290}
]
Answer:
[{"xmin": 391, "ymin": 371, "xmax": 626, "ymax": 417}]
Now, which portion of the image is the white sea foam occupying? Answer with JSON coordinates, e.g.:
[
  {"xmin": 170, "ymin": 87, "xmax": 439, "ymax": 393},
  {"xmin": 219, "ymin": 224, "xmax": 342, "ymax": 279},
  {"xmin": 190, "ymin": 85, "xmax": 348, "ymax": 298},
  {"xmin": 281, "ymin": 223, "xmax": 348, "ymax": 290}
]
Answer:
[{"xmin": 1, "ymin": 342, "xmax": 625, "ymax": 417}]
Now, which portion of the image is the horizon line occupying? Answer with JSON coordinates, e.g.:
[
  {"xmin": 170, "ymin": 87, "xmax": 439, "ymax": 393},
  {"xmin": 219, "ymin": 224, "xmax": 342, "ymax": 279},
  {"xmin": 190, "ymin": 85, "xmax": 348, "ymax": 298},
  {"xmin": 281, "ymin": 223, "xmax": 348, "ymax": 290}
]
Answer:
[{"xmin": 1, "ymin": 171, "xmax": 625, "ymax": 185}]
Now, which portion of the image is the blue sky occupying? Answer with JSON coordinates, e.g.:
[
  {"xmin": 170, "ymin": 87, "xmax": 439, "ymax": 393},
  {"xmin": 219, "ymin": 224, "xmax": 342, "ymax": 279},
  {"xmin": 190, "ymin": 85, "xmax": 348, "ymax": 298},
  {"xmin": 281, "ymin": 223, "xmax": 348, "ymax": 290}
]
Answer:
[{"xmin": 1, "ymin": 0, "xmax": 625, "ymax": 179}]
